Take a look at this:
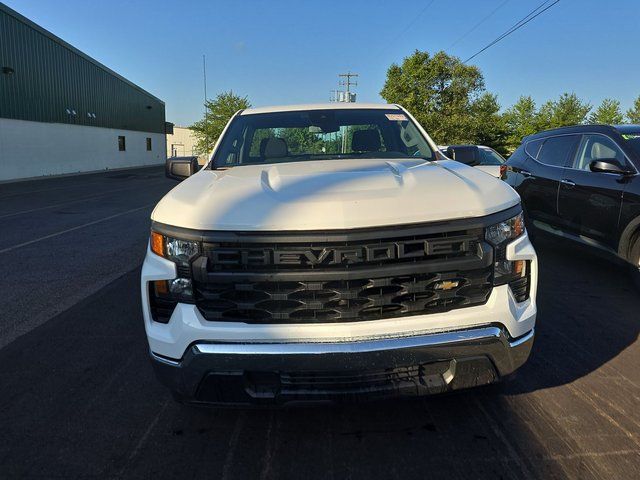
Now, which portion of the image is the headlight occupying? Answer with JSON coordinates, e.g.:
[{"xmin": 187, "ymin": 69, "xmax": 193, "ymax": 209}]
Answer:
[
  {"xmin": 486, "ymin": 211, "xmax": 529, "ymax": 300},
  {"xmin": 148, "ymin": 231, "xmax": 199, "ymax": 322},
  {"xmin": 150, "ymin": 231, "xmax": 200, "ymax": 267},
  {"xmin": 485, "ymin": 212, "xmax": 524, "ymax": 246}
]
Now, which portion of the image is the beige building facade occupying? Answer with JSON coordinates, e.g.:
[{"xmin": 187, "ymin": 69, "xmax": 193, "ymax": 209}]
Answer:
[
  {"xmin": 166, "ymin": 125, "xmax": 209, "ymax": 160},
  {"xmin": 166, "ymin": 126, "xmax": 198, "ymax": 157}
]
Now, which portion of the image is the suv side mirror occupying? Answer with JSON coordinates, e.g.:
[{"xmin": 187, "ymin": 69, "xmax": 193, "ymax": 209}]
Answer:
[
  {"xmin": 166, "ymin": 156, "xmax": 199, "ymax": 181},
  {"xmin": 446, "ymin": 146, "xmax": 481, "ymax": 166},
  {"xmin": 589, "ymin": 159, "xmax": 632, "ymax": 175}
]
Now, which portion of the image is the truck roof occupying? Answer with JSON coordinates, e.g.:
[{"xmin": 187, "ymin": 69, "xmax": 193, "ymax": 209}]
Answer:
[{"xmin": 240, "ymin": 103, "xmax": 400, "ymax": 115}]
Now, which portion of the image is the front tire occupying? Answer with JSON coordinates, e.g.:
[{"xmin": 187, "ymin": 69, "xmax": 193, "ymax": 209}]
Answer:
[{"xmin": 629, "ymin": 233, "xmax": 640, "ymax": 291}]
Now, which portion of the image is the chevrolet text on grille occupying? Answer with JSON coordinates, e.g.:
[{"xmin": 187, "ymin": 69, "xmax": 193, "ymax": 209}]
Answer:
[{"xmin": 208, "ymin": 236, "xmax": 478, "ymax": 267}]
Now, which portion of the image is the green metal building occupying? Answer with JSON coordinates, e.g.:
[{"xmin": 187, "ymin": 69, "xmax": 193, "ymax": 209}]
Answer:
[{"xmin": 0, "ymin": 2, "xmax": 168, "ymax": 181}]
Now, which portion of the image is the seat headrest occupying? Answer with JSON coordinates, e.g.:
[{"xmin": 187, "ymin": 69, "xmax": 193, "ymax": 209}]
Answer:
[
  {"xmin": 352, "ymin": 129, "xmax": 381, "ymax": 152},
  {"xmin": 260, "ymin": 137, "xmax": 288, "ymax": 158},
  {"xmin": 591, "ymin": 142, "xmax": 615, "ymax": 160}
]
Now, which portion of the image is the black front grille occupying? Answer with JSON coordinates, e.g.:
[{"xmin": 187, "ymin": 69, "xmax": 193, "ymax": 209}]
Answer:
[
  {"xmin": 183, "ymin": 216, "xmax": 507, "ymax": 324},
  {"xmin": 194, "ymin": 267, "xmax": 492, "ymax": 324},
  {"xmin": 279, "ymin": 362, "xmax": 452, "ymax": 395}
]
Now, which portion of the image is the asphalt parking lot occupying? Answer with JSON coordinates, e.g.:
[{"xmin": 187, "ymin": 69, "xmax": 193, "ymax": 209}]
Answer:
[{"xmin": 1, "ymin": 166, "xmax": 639, "ymax": 479}]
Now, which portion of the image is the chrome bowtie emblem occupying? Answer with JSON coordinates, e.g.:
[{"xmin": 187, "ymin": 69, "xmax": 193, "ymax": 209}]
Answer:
[{"xmin": 434, "ymin": 280, "xmax": 460, "ymax": 291}]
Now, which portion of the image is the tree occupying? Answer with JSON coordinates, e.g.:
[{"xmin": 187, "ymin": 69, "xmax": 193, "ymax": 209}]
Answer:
[
  {"xmin": 279, "ymin": 128, "xmax": 326, "ymax": 154},
  {"xmin": 536, "ymin": 99, "xmax": 555, "ymax": 131},
  {"xmin": 468, "ymin": 93, "xmax": 509, "ymax": 154},
  {"xmin": 589, "ymin": 98, "xmax": 623, "ymax": 125},
  {"xmin": 543, "ymin": 92, "xmax": 591, "ymax": 128},
  {"xmin": 191, "ymin": 91, "xmax": 251, "ymax": 154},
  {"xmin": 380, "ymin": 50, "xmax": 486, "ymax": 146},
  {"xmin": 626, "ymin": 95, "xmax": 640, "ymax": 123},
  {"xmin": 503, "ymin": 96, "xmax": 541, "ymax": 151}
]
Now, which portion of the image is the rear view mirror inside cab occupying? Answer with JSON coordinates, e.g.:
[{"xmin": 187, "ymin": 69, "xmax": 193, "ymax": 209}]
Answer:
[{"xmin": 308, "ymin": 123, "xmax": 340, "ymax": 134}]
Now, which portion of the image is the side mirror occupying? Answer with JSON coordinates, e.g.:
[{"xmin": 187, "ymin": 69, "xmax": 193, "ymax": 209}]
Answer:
[
  {"xmin": 446, "ymin": 146, "xmax": 481, "ymax": 166},
  {"xmin": 166, "ymin": 156, "xmax": 199, "ymax": 181},
  {"xmin": 589, "ymin": 159, "xmax": 631, "ymax": 175}
]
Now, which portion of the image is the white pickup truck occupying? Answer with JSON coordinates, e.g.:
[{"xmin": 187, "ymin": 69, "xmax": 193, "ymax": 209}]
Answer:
[{"xmin": 142, "ymin": 103, "xmax": 537, "ymax": 406}]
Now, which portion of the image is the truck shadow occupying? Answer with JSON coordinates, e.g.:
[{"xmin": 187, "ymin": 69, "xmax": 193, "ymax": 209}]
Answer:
[{"xmin": 502, "ymin": 234, "xmax": 640, "ymax": 395}]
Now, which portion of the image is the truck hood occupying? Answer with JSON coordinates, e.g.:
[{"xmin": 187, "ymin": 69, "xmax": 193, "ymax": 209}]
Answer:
[{"xmin": 152, "ymin": 158, "xmax": 520, "ymax": 231}]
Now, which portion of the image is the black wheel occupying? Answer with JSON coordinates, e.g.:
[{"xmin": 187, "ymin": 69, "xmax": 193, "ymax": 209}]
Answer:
[{"xmin": 629, "ymin": 233, "xmax": 640, "ymax": 291}]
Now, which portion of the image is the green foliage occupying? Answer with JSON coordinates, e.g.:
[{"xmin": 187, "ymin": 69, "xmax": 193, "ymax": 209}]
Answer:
[
  {"xmin": 278, "ymin": 128, "xmax": 326, "ymax": 154},
  {"xmin": 503, "ymin": 96, "xmax": 542, "ymax": 151},
  {"xmin": 468, "ymin": 93, "xmax": 509, "ymax": 155},
  {"xmin": 380, "ymin": 51, "xmax": 597, "ymax": 153},
  {"xmin": 248, "ymin": 128, "xmax": 276, "ymax": 157},
  {"xmin": 379, "ymin": 53, "xmax": 601, "ymax": 153},
  {"xmin": 190, "ymin": 91, "xmax": 251, "ymax": 154},
  {"xmin": 501, "ymin": 93, "xmax": 591, "ymax": 151},
  {"xmin": 540, "ymin": 93, "xmax": 591, "ymax": 129},
  {"xmin": 589, "ymin": 98, "xmax": 623, "ymax": 125},
  {"xmin": 626, "ymin": 95, "xmax": 640, "ymax": 124},
  {"xmin": 380, "ymin": 50, "xmax": 487, "ymax": 146}
]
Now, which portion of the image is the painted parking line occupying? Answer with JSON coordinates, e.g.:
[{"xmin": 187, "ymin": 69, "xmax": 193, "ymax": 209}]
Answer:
[
  {"xmin": 0, "ymin": 180, "xmax": 167, "ymax": 219},
  {"xmin": 0, "ymin": 167, "xmax": 163, "ymax": 199},
  {"xmin": 0, "ymin": 203, "xmax": 155, "ymax": 254}
]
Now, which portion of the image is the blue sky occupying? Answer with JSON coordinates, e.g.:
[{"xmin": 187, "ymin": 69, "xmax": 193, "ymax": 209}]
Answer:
[{"xmin": 6, "ymin": 0, "xmax": 640, "ymax": 126}]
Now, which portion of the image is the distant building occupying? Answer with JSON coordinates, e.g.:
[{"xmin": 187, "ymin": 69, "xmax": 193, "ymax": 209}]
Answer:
[
  {"xmin": 0, "ymin": 2, "xmax": 169, "ymax": 181},
  {"xmin": 167, "ymin": 126, "xmax": 199, "ymax": 158}
]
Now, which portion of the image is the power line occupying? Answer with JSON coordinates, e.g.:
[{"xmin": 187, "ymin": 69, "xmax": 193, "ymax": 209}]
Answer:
[
  {"xmin": 394, "ymin": 0, "xmax": 437, "ymax": 39},
  {"xmin": 477, "ymin": 0, "xmax": 554, "ymax": 50},
  {"xmin": 447, "ymin": 0, "xmax": 510, "ymax": 50},
  {"xmin": 463, "ymin": 0, "xmax": 558, "ymax": 63},
  {"xmin": 463, "ymin": 0, "xmax": 560, "ymax": 64},
  {"xmin": 388, "ymin": 0, "xmax": 437, "ymax": 45}
]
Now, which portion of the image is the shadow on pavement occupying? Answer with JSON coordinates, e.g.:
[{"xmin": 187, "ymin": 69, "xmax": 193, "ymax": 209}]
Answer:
[
  {"xmin": 1, "ymin": 232, "xmax": 639, "ymax": 478},
  {"xmin": 504, "ymin": 234, "xmax": 640, "ymax": 395},
  {"xmin": 0, "ymin": 261, "xmax": 622, "ymax": 479}
]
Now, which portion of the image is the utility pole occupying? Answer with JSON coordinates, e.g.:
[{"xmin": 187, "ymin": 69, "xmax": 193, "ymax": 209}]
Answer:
[
  {"xmin": 333, "ymin": 72, "xmax": 358, "ymax": 152},
  {"xmin": 202, "ymin": 54, "xmax": 208, "ymax": 152},
  {"xmin": 338, "ymin": 72, "xmax": 358, "ymax": 103},
  {"xmin": 330, "ymin": 72, "xmax": 359, "ymax": 103}
]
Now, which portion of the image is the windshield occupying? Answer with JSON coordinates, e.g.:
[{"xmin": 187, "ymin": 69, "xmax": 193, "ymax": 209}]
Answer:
[
  {"xmin": 479, "ymin": 147, "xmax": 505, "ymax": 166},
  {"xmin": 621, "ymin": 131, "xmax": 640, "ymax": 157},
  {"xmin": 211, "ymin": 108, "xmax": 435, "ymax": 168}
]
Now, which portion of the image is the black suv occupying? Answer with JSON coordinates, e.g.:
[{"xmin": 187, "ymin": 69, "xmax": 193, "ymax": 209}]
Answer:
[{"xmin": 506, "ymin": 124, "xmax": 640, "ymax": 273}]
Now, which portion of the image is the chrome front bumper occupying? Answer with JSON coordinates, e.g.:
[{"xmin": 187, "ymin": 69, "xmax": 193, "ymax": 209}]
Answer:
[{"xmin": 151, "ymin": 326, "xmax": 534, "ymax": 405}]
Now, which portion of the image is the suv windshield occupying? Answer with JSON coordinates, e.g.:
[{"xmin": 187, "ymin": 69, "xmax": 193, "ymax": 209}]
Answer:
[
  {"xmin": 479, "ymin": 147, "xmax": 505, "ymax": 166},
  {"xmin": 621, "ymin": 130, "xmax": 640, "ymax": 157},
  {"xmin": 211, "ymin": 108, "xmax": 435, "ymax": 168}
]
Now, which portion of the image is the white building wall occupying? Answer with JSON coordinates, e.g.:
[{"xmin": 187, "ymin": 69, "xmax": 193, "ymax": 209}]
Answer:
[
  {"xmin": 0, "ymin": 118, "xmax": 166, "ymax": 182},
  {"xmin": 166, "ymin": 126, "xmax": 199, "ymax": 158}
]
